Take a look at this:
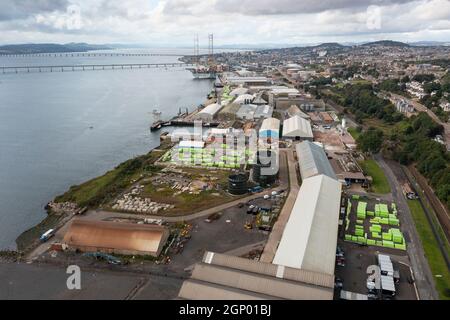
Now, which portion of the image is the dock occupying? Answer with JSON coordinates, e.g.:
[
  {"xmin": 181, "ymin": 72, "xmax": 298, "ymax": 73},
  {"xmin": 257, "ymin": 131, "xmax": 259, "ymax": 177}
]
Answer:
[{"xmin": 150, "ymin": 119, "xmax": 219, "ymax": 131}]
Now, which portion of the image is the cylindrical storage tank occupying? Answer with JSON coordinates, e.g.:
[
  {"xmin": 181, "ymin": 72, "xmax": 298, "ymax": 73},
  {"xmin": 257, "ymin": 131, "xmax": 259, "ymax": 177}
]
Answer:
[
  {"xmin": 252, "ymin": 150, "xmax": 278, "ymax": 186},
  {"xmin": 228, "ymin": 173, "xmax": 248, "ymax": 195}
]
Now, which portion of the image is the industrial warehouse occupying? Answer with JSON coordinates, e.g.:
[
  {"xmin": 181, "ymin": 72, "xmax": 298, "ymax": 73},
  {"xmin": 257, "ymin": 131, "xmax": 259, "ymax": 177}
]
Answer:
[{"xmin": 63, "ymin": 220, "xmax": 169, "ymax": 257}]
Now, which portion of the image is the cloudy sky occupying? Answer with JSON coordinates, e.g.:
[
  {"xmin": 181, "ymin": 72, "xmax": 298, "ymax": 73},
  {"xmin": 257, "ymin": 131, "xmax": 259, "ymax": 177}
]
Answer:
[{"xmin": 0, "ymin": 0, "xmax": 449, "ymax": 46}]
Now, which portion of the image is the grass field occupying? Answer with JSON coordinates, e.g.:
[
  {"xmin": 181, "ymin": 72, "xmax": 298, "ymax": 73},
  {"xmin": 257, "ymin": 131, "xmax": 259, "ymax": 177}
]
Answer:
[
  {"xmin": 407, "ymin": 200, "xmax": 450, "ymax": 300},
  {"xmin": 359, "ymin": 159, "xmax": 391, "ymax": 194},
  {"xmin": 347, "ymin": 127, "xmax": 361, "ymax": 140},
  {"xmin": 139, "ymin": 168, "xmax": 241, "ymax": 216}
]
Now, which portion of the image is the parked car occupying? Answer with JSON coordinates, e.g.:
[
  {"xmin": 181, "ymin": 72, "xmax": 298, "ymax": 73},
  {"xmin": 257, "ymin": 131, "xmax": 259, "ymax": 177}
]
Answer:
[{"xmin": 367, "ymin": 293, "xmax": 378, "ymax": 300}]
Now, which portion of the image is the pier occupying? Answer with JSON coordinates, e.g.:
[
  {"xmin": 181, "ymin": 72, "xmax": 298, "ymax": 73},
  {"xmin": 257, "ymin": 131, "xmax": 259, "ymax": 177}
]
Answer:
[
  {"xmin": 151, "ymin": 119, "xmax": 220, "ymax": 131},
  {"xmin": 0, "ymin": 62, "xmax": 195, "ymax": 74}
]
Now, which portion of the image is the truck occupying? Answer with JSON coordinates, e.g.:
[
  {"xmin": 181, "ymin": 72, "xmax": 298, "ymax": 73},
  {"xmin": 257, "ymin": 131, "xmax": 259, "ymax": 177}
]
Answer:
[{"xmin": 40, "ymin": 229, "xmax": 55, "ymax": 242}]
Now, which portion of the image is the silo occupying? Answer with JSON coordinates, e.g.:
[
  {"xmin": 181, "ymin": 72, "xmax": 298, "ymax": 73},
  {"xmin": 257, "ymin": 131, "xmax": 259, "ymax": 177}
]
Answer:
[{"xmin": 228, "ymin": 173, "xmax": 248, "ymax": 195}]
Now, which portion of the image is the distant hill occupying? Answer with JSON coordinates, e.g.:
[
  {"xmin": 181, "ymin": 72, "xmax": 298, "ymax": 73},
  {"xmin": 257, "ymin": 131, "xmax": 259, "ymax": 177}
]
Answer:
[
  {"xmin": 0, "ymin": 43, "xmax": 112, "ymax": 54},
  {"xmin": 361, "ymin": 40, "xmax": 410, "ymax": 48},
  {"xmin": 313, "ymin": 42, "xmax": 346, "ymax": 49}
]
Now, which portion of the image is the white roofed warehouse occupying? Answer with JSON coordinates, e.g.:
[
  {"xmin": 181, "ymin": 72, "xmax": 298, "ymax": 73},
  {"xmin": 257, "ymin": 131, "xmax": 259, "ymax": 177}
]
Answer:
[
  {"xmin": 259, "ymin": 117, "xmax": 280, "ymax": 139},
  {"xmin": 296, "ymin": 141, "xmax": 337, "ymax": 180},
  {"xmin": 273, "ymin": 174, "xmax": 342, "ymax": 275},
  {"xmin": 193, "ymin": 103, "xmax": 222, "ymax": 122},
  {"xmin": 282, "ymin": 115, "xmax": 313, "ymax": 140}
]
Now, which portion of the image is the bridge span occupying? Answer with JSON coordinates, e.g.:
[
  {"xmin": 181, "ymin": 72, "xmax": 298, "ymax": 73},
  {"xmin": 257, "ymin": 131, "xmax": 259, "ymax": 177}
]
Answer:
[
  {"xmin": 0, "ymin": 52, "xmax": 192, "ymax": 58},
  {"xmin": 0, "ymin": 62, "xmax": 195, "ymax": 74}
]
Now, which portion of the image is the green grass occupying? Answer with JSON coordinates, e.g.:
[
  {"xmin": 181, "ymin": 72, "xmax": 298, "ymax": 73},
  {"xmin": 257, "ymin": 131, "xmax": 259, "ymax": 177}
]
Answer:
[
  {"xmin": 408, "ymin": 200, "xmax": 450, "ymax": 300},
  {"xmin": 347, "ymin": 127, "xmax": 361, "ymax": 140},
  {"xmin": 359, "ymin": 159, "xmax": 391, "ymax": 194},
  {"xmin": 55, "ymin": 144, "xmax": 169, "ymax": 208}
]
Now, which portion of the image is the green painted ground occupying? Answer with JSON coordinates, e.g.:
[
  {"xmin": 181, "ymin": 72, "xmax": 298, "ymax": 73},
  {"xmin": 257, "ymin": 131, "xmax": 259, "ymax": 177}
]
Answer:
[
  {"xmin": 407, "ymin": 200, "xmax": 450, "ymax": 300},
  {"xmin": 359, "ymin": 159, "xmax": 391, "ymax": 194}
]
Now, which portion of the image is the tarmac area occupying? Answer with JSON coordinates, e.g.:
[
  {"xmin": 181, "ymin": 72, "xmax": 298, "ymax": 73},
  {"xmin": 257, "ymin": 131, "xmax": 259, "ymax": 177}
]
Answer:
[
  {"xmin": 0, "ymin": 262, "xmax": 145, "ymax": 300},
  {"xmin": 167, "ymin": 200, "xmax": 272, "ymax": 273},
  {"xmin": 335, "ymin": 241, "xmax": 417, "ymax": 300}
]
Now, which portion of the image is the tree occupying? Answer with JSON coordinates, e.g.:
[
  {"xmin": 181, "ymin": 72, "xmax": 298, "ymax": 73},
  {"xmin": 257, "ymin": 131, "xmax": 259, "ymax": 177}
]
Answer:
[{"xmin": 357, "ymin": 127, "xmax": 384, "ymax": 153}]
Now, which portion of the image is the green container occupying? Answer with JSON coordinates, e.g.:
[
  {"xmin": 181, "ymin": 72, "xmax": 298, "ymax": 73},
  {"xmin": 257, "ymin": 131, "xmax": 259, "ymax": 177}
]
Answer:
[
  {"xmin": 351, "ymin": 236, "xmax": 358, "ymax": 242},
  {"xmin": 376, "ymin": 240, "xmax": 384, "ymax": 247},
  {"xmin": 383, "ymin": 240, "xmax": 395, "ymax": 248},
  {"xmin": 382, "ymin": 232, "xmax": 392, "ymax": 241},
  {"xmin": 372, "ymin": 232, "xmax": 381, "ymax": 239},
  {"xmin": 355, "ymin": 229, "xmax": 364, "ymax": 237},
  {"xmin": 367, "ymin": 211, "xmax": 375, "ymax": 217},
  {"xmin": 356, "ymin": 219, "xmax": 364, "ymax": 224},
  {"xmin": 367, "ymin": 239, "xmax": 376, "ymax": 245},
  {"xmin": 389, "ymin": 219, "xmax": 399, "ymax": 226},
  {"xmin": 380, "ymin": 218, "xmax": 389, "ymax": 225},
  {"xmin": 393, "ymin": 235, "xmax": 403, "ymax": 244},
  {"xmin": 395, "ymin": 243, "xmax": 406, "ymax": 250},
  {"xmin": 345, "ymin": 234, "xmax": 352, "ymax": 241},
  {"xmin": 357, "ymin": 237, "xmax": 367, "ymax": 244}
]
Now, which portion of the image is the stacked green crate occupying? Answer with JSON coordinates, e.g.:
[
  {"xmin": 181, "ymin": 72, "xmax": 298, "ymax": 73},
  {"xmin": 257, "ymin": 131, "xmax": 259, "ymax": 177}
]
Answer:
[
  {"xmin": 369, "ymin": 224, "xmax": 382, "ymax": 233},
  {"xmin": 357, "ymin": 202, "xmax": 367, "ymax": 219},
  {"xmin": 372, "ymin": 232, "xmax": 381, "ymax": 239},
  {"xmin": 383, "ymin": 240, "xmax": 395, "ymax": 248},
  {"xmin": 352, "ymin": 194, "xmax": 360, "ymax": 200},
  {"xmin": 382, "ymin": 232, "xmax": 392, "ymax": 241}
]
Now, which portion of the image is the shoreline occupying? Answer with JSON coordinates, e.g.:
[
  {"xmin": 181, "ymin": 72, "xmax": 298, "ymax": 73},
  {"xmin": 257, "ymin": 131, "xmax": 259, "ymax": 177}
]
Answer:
[{"xmin": 13, "ymin": 78, "xmax": 215, "ymax": 254}]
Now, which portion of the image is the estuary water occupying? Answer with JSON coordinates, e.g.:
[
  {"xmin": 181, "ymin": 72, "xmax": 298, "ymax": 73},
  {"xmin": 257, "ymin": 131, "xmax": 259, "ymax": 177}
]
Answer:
[{"xmin": 0, "ymin": 49, "xmax": 214, "ymax": 249}]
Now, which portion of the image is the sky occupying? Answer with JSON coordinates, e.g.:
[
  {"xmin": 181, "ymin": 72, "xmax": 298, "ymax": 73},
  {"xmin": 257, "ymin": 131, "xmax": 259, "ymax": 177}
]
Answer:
[{"xmin": 0, "ymin": 0, "xmax": 449, "ymax": 46}]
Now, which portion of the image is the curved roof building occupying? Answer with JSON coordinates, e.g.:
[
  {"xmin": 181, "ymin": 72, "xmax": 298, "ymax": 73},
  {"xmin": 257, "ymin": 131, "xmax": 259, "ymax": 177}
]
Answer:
[
  {"xmin": 295, "ymin": 141, "xmax": 336, "ymax": 180},
  {"xmin": 282, "ymin": 115, "xmax": 313, "ymax": 140}
]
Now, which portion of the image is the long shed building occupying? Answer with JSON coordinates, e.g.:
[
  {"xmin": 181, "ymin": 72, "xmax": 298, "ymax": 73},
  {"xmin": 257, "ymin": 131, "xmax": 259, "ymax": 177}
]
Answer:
[
  {"xmin": 273, "ymin": 174, "xmax": 342, "ymax": 275},
  {"xmin": 295, "ymin": 141, "xmax": 336, "ymax": 180},
  {"xmin": 178, "ymin": 251, "xmax": 335, "ymax": 300},
  {"xmin": 63, "ymin": 220, "xmax": 169, "ymax": 257},
  {"xmin": 193, "ymin": 103, "xmax": 222, "ymax": 122}
]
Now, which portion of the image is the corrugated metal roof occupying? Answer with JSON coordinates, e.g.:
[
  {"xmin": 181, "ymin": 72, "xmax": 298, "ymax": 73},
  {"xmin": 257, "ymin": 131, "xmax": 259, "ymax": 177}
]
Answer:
[
  {"xmin": 295, "ymin": 141, "xmax": 337, "ymax": 180},
  {"xmin": 259, "ymin": 118, "xmax": 280, "ymax": 133},
  {"xmin": 202, "ymin": 251, "xmax": 334, "ymax": 288},
  {"xmin": 178, "ymin": 279, "xmax": 277, "ymax": 300},
  {"xmin": 63, "ymin": 220, "xmax": 168, "ymax": 255},
  {"xmin": 197, "ymin": 103, "xmax": 222, "ymax": 116},
  {"xmin": 287, "ymin": 105, "xmax": 311, "ymax": 119},
  {"xmin": 189, "ymin": 263, "xmax": 333, "ymax": 300},
  {"xmin": 273, "ymin": 174, "xmax": 342, "ymax": 275},
  {"xmin": 282, "ymin": 115, "xmax": 313, "ymax": 138}
]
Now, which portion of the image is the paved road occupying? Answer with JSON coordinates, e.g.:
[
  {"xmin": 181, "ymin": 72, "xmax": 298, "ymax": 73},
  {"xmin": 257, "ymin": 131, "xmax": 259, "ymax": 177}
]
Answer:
[
  {"xmin": 375, "ymin": 154, "xmax": 438, "ymax": 300},
  {"xmin": 261, "ymin": 149, "xmax": 299, "ymax": 263}
]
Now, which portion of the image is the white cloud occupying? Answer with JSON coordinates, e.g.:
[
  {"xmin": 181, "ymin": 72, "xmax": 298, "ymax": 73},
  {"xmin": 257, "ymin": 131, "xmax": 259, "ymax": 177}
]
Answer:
[{"xmin": 0, "ymin": 0, "xmax": 448, "ymax": 45}]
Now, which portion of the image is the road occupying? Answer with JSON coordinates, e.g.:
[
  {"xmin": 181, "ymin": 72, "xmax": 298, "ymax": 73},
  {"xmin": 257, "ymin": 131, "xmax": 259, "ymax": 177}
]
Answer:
[
  {"xmin": 260, "ymin": 148, "xmax": 299, "ymax": 263},
  {"xmin": 375, "ymin": 154, "xmax": 438, "ymax": 300},
  {"xmin": 388, "ymin": 92, "xmax": 450, "ymax": 150}
]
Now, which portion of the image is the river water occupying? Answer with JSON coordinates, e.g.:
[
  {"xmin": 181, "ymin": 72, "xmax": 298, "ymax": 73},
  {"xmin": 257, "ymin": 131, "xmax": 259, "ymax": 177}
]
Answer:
[{"xmin": 0, "ymin": 49, "xmax": 214, "ymax": 250}]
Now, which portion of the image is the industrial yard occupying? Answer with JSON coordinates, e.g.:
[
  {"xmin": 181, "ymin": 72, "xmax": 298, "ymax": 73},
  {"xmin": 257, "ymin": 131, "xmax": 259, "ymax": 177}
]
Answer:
[{"xmin": 5, "ymin": 40, "xmax": 449, "ymax": 302}]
